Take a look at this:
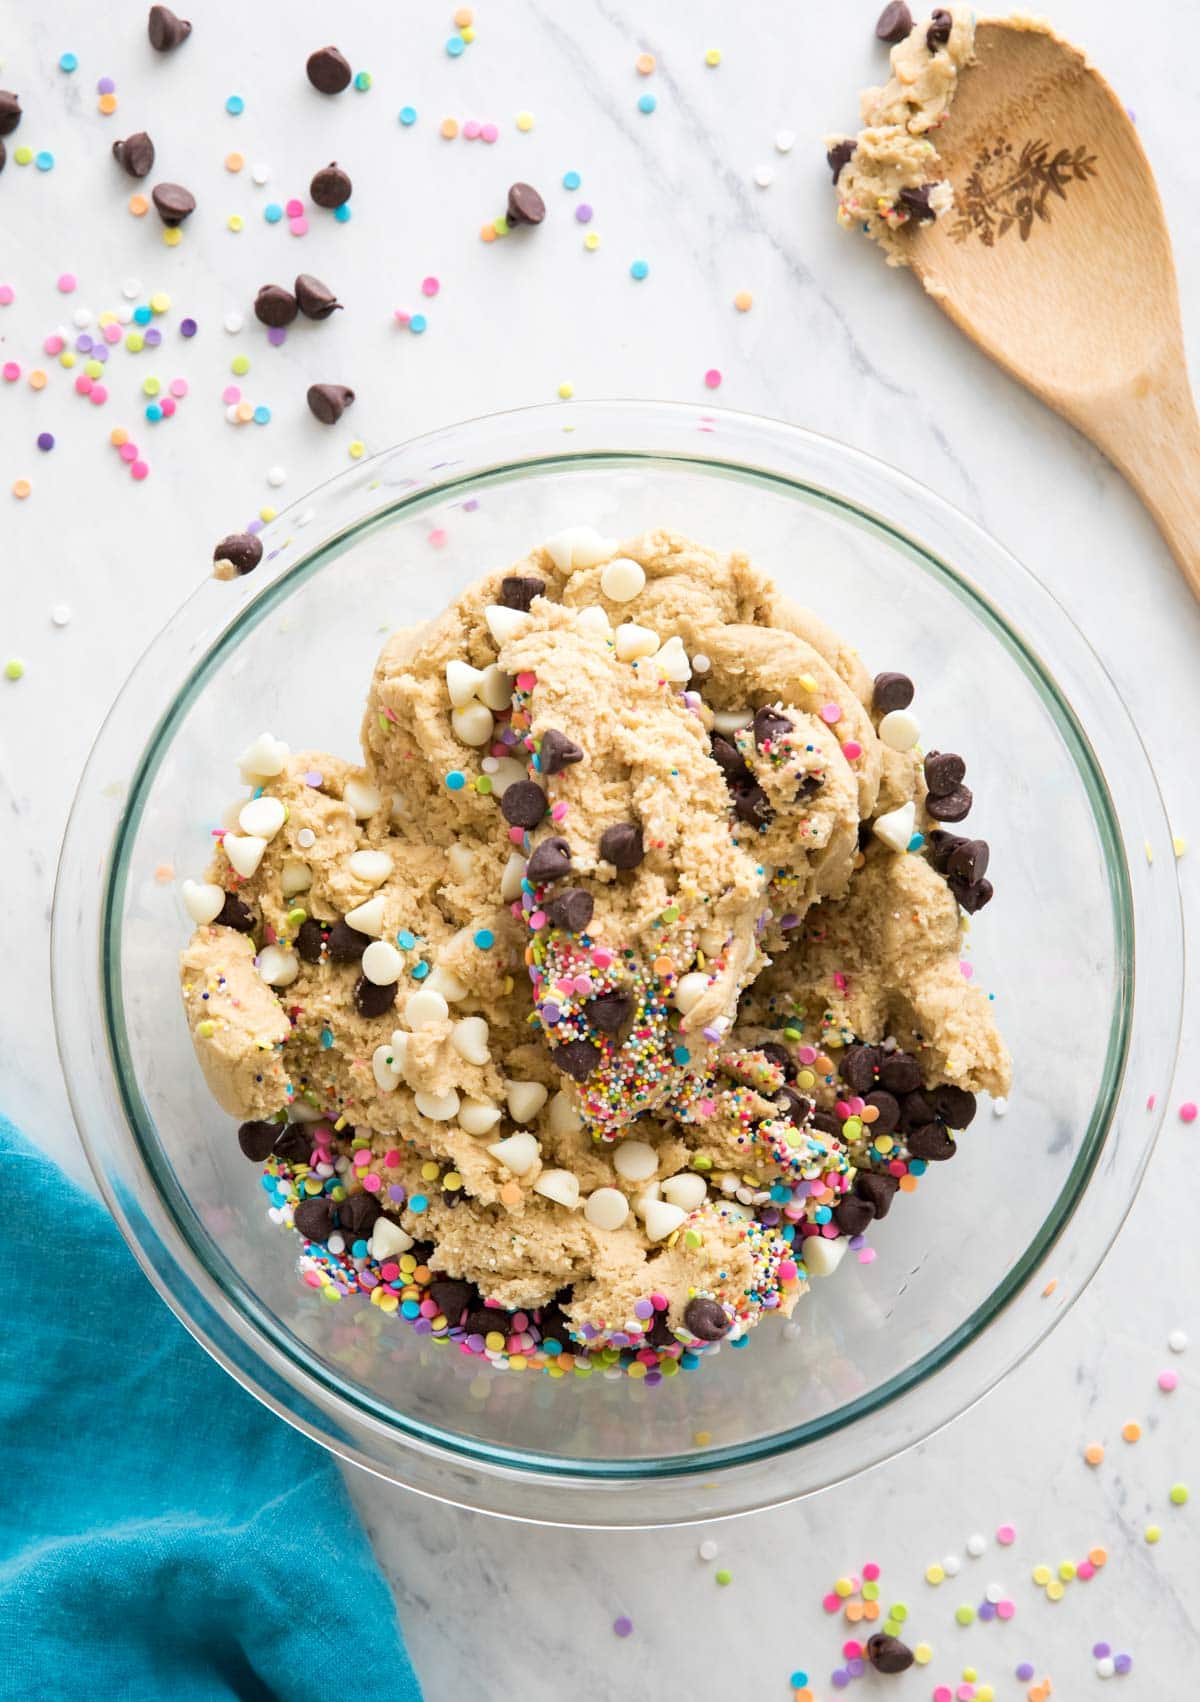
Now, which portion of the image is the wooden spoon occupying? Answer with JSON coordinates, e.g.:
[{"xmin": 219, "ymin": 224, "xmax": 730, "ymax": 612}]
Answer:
[{"xmin": 907, "ymin": 19, "xmax": 1200, "ymax": 600}]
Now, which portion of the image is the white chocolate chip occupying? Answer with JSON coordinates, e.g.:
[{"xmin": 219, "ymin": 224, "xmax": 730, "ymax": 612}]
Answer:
[
  {"xmin": 478, "ymin": 664, "xmax": 514, "ymax": 711},
  {"xmin": 651, "ymin": 635, "xmax": 691, "ymax": 682},
  {"xmin": 343, "ymin": 776, "xmax": 382, "ymax": 820},
  {"xmin": 673, "ymin": 971, "xmax": 710, "ymax": 1015},
  {"xmin": 238, "ymin": 795, "xmax": 286, "ymax": 840},
  {"xmin": 238, "ymin": 732, "xmax": 288, "ymax": 782},
  {"xmin": 372, "ymin": 1043, "xmax": 403, "ymax": 1092},
  {"xmin": 548, "ymin": 1089, "xmax": 582, "ymax": 1135},
  {"xmin": 711, "ymin": 708, "xmax": 753, "ymax": 734},
  {"xmin": 447, "ymin": 843, "xmax": 476, "ymax": 882},
  {"xmin": 802, "ymin": 1235, "xmax": 848, "ymax": 1277},
  {"xmin": 404, "ymin": 988, "xmax": 449, "ymax": 1030},
  {"xmin": 389, "ymin": 795, "xmax": 408, "ymax": 822},
  {"xmin": 660, "ymin": 1172, "xmax": 708, "ymax": 1211},
  {"xmin": 545, "ymin": 525, "xmax": 616, "ymax": 571},
  {"xmin": 348, "ymin": 849, "xmax": 394, "ymax": 886},
  {"xmin": 288, "ymin": 1102, "xmax": 323, "ymax": 1124},
  {"xmin": 576, "ymin": 605, "xmax": 612, "ymax": 637},
  {"xmin": 370, "ymin": 1217, "xmax": 413, "ymax": 1258},
  {"xmin": 487, "ymin": 1131, "xmax": 540, "ymax": 1176},
  {"xmin": 632, "ymin": 1182, "xmax": 661, "ymax": 1219},
  {"xmin": 615, "ymin": 621, "xmax": 660, "ymax": 662},
  {"xmin": 362, "ymin": 940, "xmax": 404, "ymax": 985},
  {"xmin": 425, "ymin": 964, "xmax": 468, "ymax": 1002},
  {"xmin": 223, "ymin": 833, "xmax": 267, "ymax": 879},
  {"xmin": 490, "ymin": 757, "xmax": 530, "ymax": 795},
  {"xmin": 584, "ymin": 1186, "xmax": 629, "ymax": 1231},
  {"xmin": 643, "ymin": 1199, "xmax": 687, "ymax": 1241},
  {"xmin": 500, "ymin": 850, "xmax": 527, "ymax": 902},
  {"xmin": 446, "ymin": 658, "xmax": 486, "ymax": 707},
  {"xmin": 258, "ymin": 945, "xmax": 299, "ymax": 987},
  {"xmin": 181, "ymin": 879, "xmax": 225, "ymax": 924},
  {"xmin": 600, "ymin": 556, "xmax": 646, "ymax": 602},
  {"xmin": 459, "ymin": 1098, "xmax": 502, "ymax": 1136},
  {"xmin": 698, "ymin": 926, "xmax": 727, "ymax": 957},
  {"xmin": 484, "ymin": 604, "xmax": 531, "ymax": 646},
  {"xmin": 344, "ymin": 895, "xmax": 386, "ymax": 935},
  {"xmin": 612, "ymin": 1140, "xmax": 658, "ymax": 1183},
  {"xmin": 280, "ymin": 858, "xmax": 312, "ymax": 897},
  {"xmin": 506, "ymin": 1080, "xmax": 548, "ymax": 1123},
  {"xmin": 415, "ymin": 1087, "xmax": 460, "ymax": 1121},
  {"xmin": 451, "ymin": 703, "xmax": 495, "ymax": 746},
  {"xmin": 451, "ymin": 1015, "xmax": 490, "ymax": 1065},
  {"xmin": 873, "ymin": 800, "xmax": 916, "ymax": 852},
  {"xmin": 532, "ymin": 1168, "xmax": 581, "ymax": 1209},
  {"xmin": 878, "ymin": 708, "xmax": 921, "ymax": 752}
]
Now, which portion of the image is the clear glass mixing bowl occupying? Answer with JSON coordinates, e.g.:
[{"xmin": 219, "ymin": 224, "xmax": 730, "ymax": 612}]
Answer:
[{"xmin": 53, "ymin": 402, "xmax": 1182, "ymax": 1526}]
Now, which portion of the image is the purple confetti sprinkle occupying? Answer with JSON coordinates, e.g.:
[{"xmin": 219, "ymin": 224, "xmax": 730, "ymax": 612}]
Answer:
[
  {"xmin": 1093, "ymin": 1643, "xmax": 1111, "ymax": 1659},
  {"xmin": 541, "ymin": 1001, "xmax": 561, "ymax": 1024},
  {"xmin": 779, "ymin": 911, "xmax": 800, "ymax": 929},
  {"xmin": 613, "ymin": 1616, "xmax": 633, "ymax": 1638},
  {"xmin": 633, "ymin": 1299, "xmax": 653, "ymax": 1319},
  {"xmin": 92, "ymin": 343, "xmax": 108, "ymax": 363},
  {"xmin": 180, "ymin": 317, "xmax": 197, "ymax": 337},
  {"xmin": 1015, "ymin": 1665, "xmax": 1035, "ymax": 1683},
  {"xmin": 97, "ymin": 75, "xmax": 115, "ymax": 94},
  {"xmin": 846, "ymin": 1659, "xmax": 865, "ymax": 1678},
  {"xmin": 978, "ymin": 1601, "xmax": 997, "ymax": 1622},
  {"xmin": 268, "ymin": 325, "xmax": 287, "ymax": 346},
  {"xmin": 75, "ymin": 333, "xmax": 92, "ymax": 352},
  {"xmin": 1115, "ymin": 1654, "xmax": 1132, "ymax": 1674},
  {"xmin": 144, "ymin": 326, "xmax": 162, "ymax": 347},
  {"xmin": 831, "ymin": 1670, "xmax": 850, "ymax": 1690},
  {"xmin": 575, "ymin": 202, "xmax": 593, "ymax": 223},
  {"xmin": 303, "ymin": 770, "xmax": 323, "ymax": 786},
  {"xmin": 462, "ymin": 496, "xmax": 480, "ymax": 511}
]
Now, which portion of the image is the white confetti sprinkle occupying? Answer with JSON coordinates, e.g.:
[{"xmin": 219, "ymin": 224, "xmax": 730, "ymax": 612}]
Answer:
[
  {"xmin": 266, "ymin": 466, "xmax": 287, "ymax": 488},
  {"xmin": 692, "ymin": 652, "xmax": 711, "ymax": 673},
  {"xmin": 942, "ymin": 1554, "xmax": 961, "ymax": 1576},
  {"xmin": 225, "ymin": 403, "xmax": 242, "ymax": 424},
  {"xmin": 50, "ymin": 603, "xmax": 72, "ymax": 627},
  {"xmin": 985, "ymin": 1582, "xmax": 1004, "ymax": 1603},
  {"xmin": 122, "ymin": 278, "xmax": 142, "ymax": 299},
  {"xmin": 774, "ymin": 128, "xmax": 796, "ymax": 153},
  {"xmin": 116, "ymin": 305, "xmax": 133, "ymax": 325},
  {"xmin": 1096, "ymin": 1656, "xmax": 1115, "ymax": 1679},
  {"xmin": 698, "ymin": 1539, "xmax": 719, "ymax": 1562},
  {"xmin": 223, "ymin": 311, "xmax": 245, "ymax": 334},
  {"xmin": 251, "ymin": 163, "xmax": 271, "ymax": 185},
  {"xmin": 72, "ymin": 307, "xmax": 93, "ymax": 328},
  {"xmin": 966, "ymin": 1533, "xmax": 986, "ymax": 1557},
  {"xmin": 992, "ymin": 1096, "xmax": 1009, "ymax": 1117},
  {"xmin": 1169, "ymin": 1328, "xmax": 1188, "ymax": 1353},
  {"xmin": 753, "ymin": 164, "xmax": 774, "ymax": 188}
]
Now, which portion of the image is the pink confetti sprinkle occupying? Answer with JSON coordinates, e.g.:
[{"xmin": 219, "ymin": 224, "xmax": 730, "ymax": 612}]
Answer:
[
  {"xmin": 463, "ymin": 119, "xmax": 482, "ymax": 139},
  {"xmin": 857, "ymin": 1246, "xmax": 877, "ymax": 1263},
  {"xmin": 997, "ymin": 1599, "xmax": 1015, "ymax": 1619},
  {"xmin": 1147, "ymin": 1092, "xmax": 1157, "ymax": 1110},
  {"xmin": 130, "ymin": 460, "xmax": 149, "ymax": 480},
  {"xmin": 285, "ymin": 197, "xmax": 304, "ymax": 217},
  {"xmin": 516, "ymin": 671, "xmax": 537, "ymax": 691},
  {"xmin": 480, "ymin": 121, "xmax": 499, "ymax": 143},
  {"xmin": 798, "ymin": 1046, "xmax": 817, "ymax": 1064},
  {"xmin": 3, "ymin": 361, "xmax": 21, "ymax": 382},
  {"xmin": 822, "ymin": 1593, "xmax": 841, "ymax": 1613},
  {"xmin": 118, "ymin": 442, "xmax": 139, "ymax": 463},
  {"xmin": 960, "ymin": 960, "xmax": 974, "ymax": 979},
  {"xmin": 550, "ymin": 800, "xmax": 569, "ymax": 821},
  {"xmin": 842, "ymin": 1639, "xmax": 863, "ymax": 1659},
  {"xmin": 841, "ymin": 740, "xmax": 862, "ymax": 760},
  {"xmin": 102, "ymin": 322, "xmax": 122, "ymax": 344},
  {"xmin": 428, "ymin": 527, "xmax": 448, "ymax": 548},
  {"xmin": 996, "ymin": 1524, "xmax": 1016, "ymax": 1545},
  {"xmin": 161, "ymin": 396, "xmax": 177, "ymax": 416},
  {"xmin": 57, "ymin": 272, "xmax": 77, "ymax": 293},
  {"xmin": 820, "ymin": 702, "xmax": 841, "ymax": 724},
  {"xmin": 222, "ymin": 385, "xmax": 242, "ymax": 404},
  {"xmin": 393, "ymin": 309, "xmax": 411, "ymax": 326},
  {"xmin": 934, "ymin": 1688, "xmax": 952, "ymax": 1702},
  {"xmin": 169, "ymin": 377, "xmax": 188, "ymax": 397},
  {"xmin": 1180, "ymin": 1101, "xmax": 1197, "ymax": 1123},
  {"xmin": 74, "ymin": 374, "xmax": 93, "ymax": 395},
  {"xmin": 0, "ymin": 284, "xmax": 14, "ymax": 305},
  {"xmin": 44, "ymin": 334, "xmax": 65, "ymax": 355},
  {"xmin": 1159, "ymin": 1368, "xmax": 1179, "ymax": 1392},
  {"xmin": 361, "ymin": 1172, "xmax": 381, "ymax": 1193},
  {"xmin": 89, "ymin": 384, "xmax": 108, "ymax": 405},
  {"xmin": 704, "ymin": 368, "xmax": 722, "ymax": 389},
  {"xmin": 289, "ymin": 216, "xmax": 308, "ymax": 236},
  {"xmin": 1077, "ymin": 1560, "xmax": 1095, "ymax": 1580},
  {"xmin": 421, "ymin": 276, "xmax": 440, "ymax": 297},
  {"xmin": 862, "ymin": 1563, "xmax": 880, "ymax": 1582}
]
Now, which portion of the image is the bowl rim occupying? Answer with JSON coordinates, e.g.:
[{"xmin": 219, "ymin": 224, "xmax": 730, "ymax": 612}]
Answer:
[{"xmin": 54, "ymin": 399, "xmax": 1185, "ymax": 1523}]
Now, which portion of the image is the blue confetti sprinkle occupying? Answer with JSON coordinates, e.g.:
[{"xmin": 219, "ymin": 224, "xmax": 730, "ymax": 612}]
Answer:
[
  {"xmin": 399, "ymin": 105, "xmax": 418, "ymax": 126},
  {"xmin": 225, "ymin": 94, "xmax": 245, "ymax": 115}
]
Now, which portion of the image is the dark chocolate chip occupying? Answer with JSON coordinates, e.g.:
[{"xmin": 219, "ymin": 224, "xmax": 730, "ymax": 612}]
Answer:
[
  {"xmin": 827, "ymin": 139, "xmax": 855, "ymax": 183},
  {"xmin": 927, "ymin": 8, "xmax": 953, "ymax": 49},
  {"xmin": 760, "ymin": 1042, "xmax": 794, "ymax": 1078},
  {"xmin": 753, "ymin": 706, "xmax": 793, "ymax": 750},
  {"xmin": 112, "ymin": 131, "xmax": 155, "ymax": 178},
  {"xmin": 293, "ymin": 1196, "xmax": 335, "ymax": 1241},
  {"xmin": 949, "ymin": 874, "xmax": 994, "ymax": 914},
  {"xmin": 506, "ymin": 181, "xmax": 547, "ymax": 226},
  {"xmin": 339, "ymin": 1192, "xmax": 382, "ymax": 1236},
  {"xmin": 295, "ymin": 273, "xmax": 343, "ymax": 319},
  {"xmin": 501, "ymin": 780, "xmax": 548, "ymax": 828},
  {"xmin": 0, "ymin": 92, "xmax": 21, "ymax": 137},
  {"xmin": 354, "ymin": 975, "xmax": 397, "ymax": 1019},
  {"xmin": 841, "ymin": 1043, "xmax": 882, "ymax": 1094},
  {"xmin": 684, "ymin": 1297, "xmax": 731, "ymax": 1341},
  {"xmin": 306, "ymin": 382, "xmax": 355, "ymax": 424},
  {"xmin": 499, "ymin": 573, "xmax": 545, "ymax": 611},
  {"xmin": 857, "ymin": 818, "xmax": 875, "ymax": 851},
  {"xmin": 925, "ymin": 783, "xmax": 973, "ymax": 822},
  {"xmin": 833, "ymin": 1194, "xmax": 876, "ymax": 1236},
  {"xmin": 428, "ymin": 1279, "xmax": 477, "ymax": 1324},
  {"xmin": 213, "ymin": 531, "xmax": 262, "ymax": 575},
  {"xmin": 254, "ymin": 283, "xmax": 298, "ymax": 327},
  {"xmin": 863, "ymin": 1090, "xmax": 900, "ymax": 1134},
  {"xmin": 273, "ymin": 1125, "xmax": 313, "ymax": 1164},
  {"xmin": 711, "ymin": 734, "xmax": 752, "ymax": 786},
  {"xmin": 898, "ymin": 183, "xmax": 936, "ymax": 223},
  {"xmin": 586, "ymin": 990, "xmax": 634, "ymax": 1033},
  {"xmin": 872, "ymin": 671, "xmax": 914, "ymax": 713},
  {"xmin": 310, "ymin": 162, "xmax": 352, "ymax": 208},
  {"xmin": 545, "ymin": 887, "xmax": 594, "ymax": 934},
  {"xmin": 326, "ymin": 920, "xmax": 372, "ymax": 962},
  {"xmin": 879, "ymin": 1051, "xmax": 922, "ymax": 1094},
  {"xmin": 774, "ymin": 1087, "xmax": 811, "ymax": 1127},
  {"xmin": 923, "ymin": 750, "xmax": 966, "ymax": 797},
  {"xmin": 898, "ymin": 1090, "xmax": 935, "ymax": 1132},
  {"xmin": 441, "ymin": 1187, "xmax": 464, "ymax": 1210},
  {"xmin": 795, "ymin": 772, "xmax": 824, "ymax": 802},
  {"xmin": 237, "ymin": 1119, "xmax": 279, "ymax": 1162},
  {"xmin": 527, "ymin": 837, "xmax": 573, "ymax": 884},
  {"xmin": 926, "ymin": 828, "xmax": 966, "ymax": 871},
  {"xmin": 732, "ymin": 782, "xmax": 773, "ymax": 826},
  {"xmin": 929, "ymin": 1084, "xmax": 976, "ymax": 1129},
  {"xmin": 555, "ymin": 1038, "xmax": 601, "ymax": 1081},
  {"xmin": 465, "ymin": 1307, "xmax": 507, "ymax": 1339},
  {"xmin": 854, "ymin": 1169, "xmax": 899, "ymax": 1219},
  {"xmin": 151, "ymin": 182, "xmax": 195, "ymax": 226},
  {"xmin": 407, "ymin": 1239, "xmax": 436, "ymax": 1267},
  {"xmin": 306, "ymin": 45, "xmax": 352, "ymax": 94},
  {"xmin": 599, "ymin": 822, "xmax": 643, "ymax": 869},
  {"xmin": 875, "ymin": 1, "xmax": 913, "ymax": 42},
  {"xmin": 537, "ymin": 1303, "xmax": 573, "ymax": 1347},
  {"xmin": 811, "ymin": 1110, "xmax": 843, "ymax": 1138},
  {"xmin": 866, "ymin": 1633, "xmax": 915, "ymax": 1674},
  {"xmin": 646, "ymin": 1309, "xmax": 677, "ymax": 1349},
  {"xmin": 907, "ymin": 1122, "xmax": 956, "ymax": 1161},
  {"xmin": 215, "ymin": 892, "xmax": 255, "ymax": 932},
  {"xmin": 538, "ymin": 728, "xmax": 584, "ymax": 775},
  {"xmin": 945, "ymin": 837, "xmax": 989, "ymax": 884},
  {"xmin": 295, "ymin": 919, "xmax": 325, "ymax": 963},
  {"xmin": 148, "ymin": 4, "xmax": 191, "ymax": 51}
]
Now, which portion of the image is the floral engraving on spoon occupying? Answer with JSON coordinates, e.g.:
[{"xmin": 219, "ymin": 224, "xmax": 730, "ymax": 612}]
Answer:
[{"xmin": 950, "ymin": 137, "xmax": 1099, "ymax": 246}]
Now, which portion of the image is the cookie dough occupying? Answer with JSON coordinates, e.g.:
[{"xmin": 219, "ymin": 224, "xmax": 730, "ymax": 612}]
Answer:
[
  {"xmin": 180, "ymin": 528, "xmax": 1010, "ymax": 1378},
  {"xmin": 827, "ymin": 6, "xmax": 975, "ymax": 263}
]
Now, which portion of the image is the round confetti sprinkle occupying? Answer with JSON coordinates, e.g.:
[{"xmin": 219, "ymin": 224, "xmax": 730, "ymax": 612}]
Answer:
[
  {"xmin": 180, "ymin": 317, "xmax": 197, "ymax": 337},
  {"xmin": 733, "ymin": 289, "xmax": 753, "ymax": 311},
  {"xmin": 129, "ymin": 193, "xmax": 149, "ymax": 216},
  {"xmin": 995, "ymin": 1525, "xmax": 1016, "ymax": 1545},
  {"xmin": 440, "ymin": 117, "xmax": 459, "ymax": 139},
  {"xmin": 704, "ymin": 368, "xmax": 722, "ymax": 389},
  {"xmin": 955, "ymin": 1605, "xmax": 975, "ymax": 1626},
  {"xmin": 354, "ymin": 71, "xmax": 371, "ymax": 91},
  {"xmin": 776, "ymin": 128, "xmax": 797, "ymax": 152},
  {"xmin": 4, "ymin": 656, "xmax": 26, "ymax": 677},
  {"xmin": 1122, "ymin": 1421, "xmax": 1141, "ymax": 1442},
  {"xmin": 583, "ymin": 232, "xmax": 600, "ymax": 251},
  {"xmin": 225, "ymin": 94, "xmax": 245, "ymax": 115},
  {"xmin": 227, "ymin": 214, "xmax": 244, "ymax": 232},
  {"xmin": 51, "ymin": 604, "xmax": 71, "ymax": 626},
  {"xmin": 516, "ymin": 111, "xmax": 534, "ymax": 131},
  {"xmin": 349, "ymin": 440, "xmax": 365, "ymax": 459},
  {"xmin": 264, "ymin": 202, "xmax": 283, "ymax": 223},
  {"xmin": 698, "ymin": 1539, "xmax": 718, "ymax": 1561},
  {"xmin": 705, "ymin": 47, "xmax": 722, "ymax": 66},
  {"xmin": 630, "ymin": 259, "xmax": 649, "ymax": 280},
  {"xmin": 715, "ymin": 1569, "xmax": 732, "ymax": 1586},
  {"xmin": 57, "ymin": 273, "xmax": 77, "ymax": 293},
  {"xmin": 98, "ymin": 94, "xmax": 117, "ymax": 115},
  {"xmin": 399, "ymin": 105, "xmax": 417, "ymax": 125},
  {"xmin": 36, "ymin": 432, "xmax": 54, "ymax": 452},
  {"xmin": 1170, "ymin": 1482, "xmax": 1189, "ymax": 1505},
  {"xmin": 11, "ymin": 482, "xmax": 31, "ymax": 501},
  {"xmin": 914, "ymin": 1644, "xmax": 932, "ymax": 1666},
  {"xmin": 754, "ymin": 164, "xmax": 774, "ymax": 187},
  {"xmin": 1144, "ymin": 1524, "xmax": 1161, "ymax": 1544},
  {"xmin": 2, "ymin": 362, "xmax": 20, "ymax": 382},
  {"xmin": 1085, "ymin": 1442, "xmax": 1105, "ymax": 1465},
  {"xmin": 612, "ymin": 1615, "xmax": 632, "ymax": 1637},
  {"xmin": 1016, "ymin": 1665, "xmax": 1035, "ymax": 1683},
  {"xmin": 97, "ymin": 76, "xmax": 115, "ymax": 95},
  {"xmin": 1180, "ymin": 1101, "xmax": 1197, "ymax": 1123},
  {"xmin": 13, "ymin": 145, "xmax": 33, "ymax": 166},
  {"xmin": 0, "ymin": 285, "xmax": 12, "ymax": 305},
  {"xmin": 926, "ymin": 1564, "xmax": 945, "ymax": 1585},
  {"xmin": 1159, "ymin": 1368, "xmax": 1179, "ymax": 1392},
  {"xmin": 562, "ymin": 169, "xmax": 581, "ymax": 190},
  {"xmin": 35, "ymin": 151, "xmax": 56, "ymax": 171},
  {"xmin": 446, "ymin": 35, "xmax": 465, "ymax": 56},
  {"xmin": 225, "ymin": 151, "xmax": 245, "ymax": 172},
  {"xmin": 636, "ymin": 53, "xmax": 656, "ymax": 74},
  {"xmin": 334, "ymin": 202, "xmax": 351, "ymax": 223},
  {"xmin": 637, "ymin": 92, "xmax": 657, "ymax": 114},
  {"xmin": 163, "ymin": 227, "xmax": 182, "ymax": 246},
  {"xmin": 966, "ymin": 1534, "xmax": 986, "ymax": 1557},
  {"xmin": 421, "ymin": 276, "xmax": 439, "ymax": 297},
  {"xmin": 59, "ymin": 52, "xmax": 79, "ymax": 72}
]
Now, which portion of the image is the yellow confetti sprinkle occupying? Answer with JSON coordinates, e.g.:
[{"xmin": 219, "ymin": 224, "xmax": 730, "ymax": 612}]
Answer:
[
  {"xmin": 557, "ymin": 380, "xmax": 574, "ymax": 400},
  {"xmin": 705, "ymin": 47, "xmax": 722, "ymax": 66},
  {"xmin": 1173, "ymin": 834, "xmax": 1187, "ymax": 858}
]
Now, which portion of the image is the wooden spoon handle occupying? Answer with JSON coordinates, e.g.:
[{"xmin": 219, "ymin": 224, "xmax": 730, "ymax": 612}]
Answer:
[{"xmin": 1072, "ymin": 366, "xmax": 1200, "ymax": 602}]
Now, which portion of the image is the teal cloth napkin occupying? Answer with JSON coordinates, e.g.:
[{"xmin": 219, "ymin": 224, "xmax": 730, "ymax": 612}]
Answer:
[{"xmin": 0, "ymin": 1117, "xmax": 422, "ymax": 1702}]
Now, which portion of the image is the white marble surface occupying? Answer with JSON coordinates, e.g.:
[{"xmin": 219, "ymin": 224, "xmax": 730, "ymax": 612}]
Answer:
[{"xmin": 4, "ymin": 1, "xmax": 1199, "ymax": 1697}]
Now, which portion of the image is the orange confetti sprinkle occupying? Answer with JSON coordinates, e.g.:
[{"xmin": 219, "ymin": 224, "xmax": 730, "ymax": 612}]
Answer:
[
  {"xmin": 861, "ymin": 1105, "xmax": 879, "ymax": 1124},
  {"xmin": 499, "ymin": 1181, "xmax": 523, "ymax": 1207},
  {"xmin": 1084, "ymin": 1442, "xmax": 1105, "ymax": 1466},
  {"xmin": 897, "ymin": 1173, "xmax": 919, "ymax": 1192},
  {"xmin": 12, "ymin": 478, "xmax": 31, "ymax": 499},
  {"xmin": 734, "ymin": 289, "xmax": 754, "ymax": 311},
  {"xmin": 1041, "ymin": 1278, "xmax": 1059, "ymax": 1297},
  {"xmin": 440, "ymin": 116, "xmax": 459, "ymax": 139},
  {"xmin": 844, "ymin": 1601, "xmax": 863, "ymax": 1622},
  {"xmin": 1122, "ymin": 1421, "xmax": 1142, "ymax": 1443},
  {"xmin": 28, "ymin": 369, "xmax": 47, "ymax": 390},
  {"xmin": 154, "ymin": 863, "xmax": 176, "ymax": 883},
  {"xmin": 653, "ymin": 956, "xmax": 675, "ymax": 976},
  {"xmin": 453, "ymin": 5, "xmax": 474, "ymax": 23},
  {"xmin": 110, "ymin": 426, "xmax": 129, "ymax": 446},
  {"xmin": 1088, "ymin": 1547, "xmax": 1107, "ymax": 1566},
  {"xmin": 636, "ymin": 52, "xmax": 656, "ymax": 74},
  {"xmin": 480, "ymin": 223, "xmax": 497, "ymax": 243},
  {"xmin": 862, "ymin": 1601, "xmax": 881, "ymax": 1622},
  {"xmin": 235, "ymin": 401, "xmax": 254, "ymax": 422},
  {"xmin": 225, "ymin": 151, "xmax": 245, "ymax": 171},
  {"xmin": 128, "ymin": 193, "xmax": 149, "ymax": 216},
  {"xmin": 98, "ymin": 92, "xmax": 117, "ymax": 114}
]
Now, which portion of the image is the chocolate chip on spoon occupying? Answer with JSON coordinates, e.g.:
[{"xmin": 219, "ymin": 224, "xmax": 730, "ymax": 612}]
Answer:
[
  {"xmin": 544, "ymin": 888, "xmax": 594, "ymax": 934},
  {"xmin": 499, "ymin": 574, "xmax": 545, "ymax": 611},
  {"xmin": 112, "ymin": 131, "xmax": 155, "ymax": 178},
  {"xmin": 212, "ymin": 531, "xmax": 262, "ymax": 576},
  {"xmin": 526, "ymin": 837, "xmax": 572, "ymax": 884},
  {"xmin": 148, "ymin": 4, "xmax": 191, "ymax": 51},
  {"xmin": 506, "ymin": 181, "xmax": 546, "ymax": 226},
  {"xmin": 306, "ymin": 382, "xmax": 355, "ymax": 424},
  {"xmin": 854, "ymin": 1170, "xmax": 899, "ymax": 1218},
  {"xmin": 827, "ymin": 139, "xmax": 855, "ymax": 183},
  {"xmin": 875, "ymin": 1, "xmax": 913, "ymax": 42},
  {"xmin": 353, "ymin": 975, "xmax": 396, "ymax": 1019},
  {"xmin": 599, "ymin": 822, "xmax": 644, "ymax": 869},
  {"xmin": 501, "ymin": 780, "xmax": 548, "ymax": 828},
  {"xmin": 151, "ymin": 182, "xmax": 195, "ymax": 226},
  {"xmin": 866, "ymin": 1633, "xmax": 915, "ymax": 1674},
  {"xmin": 923, "ymin": 750, "xmax": 966, "ymax": 796},
  {"xmin": 339, "ymin": 1192, "xmax": 381, "ymax": 1236},
  {"xmin": 864, "ymin": 1090, "xmax": 900, "ymax": 1133},
  {"xmin": 925, "ymin": 783, "xmax": 973, "ymax": 822},
  {"xmin": 254, "ymin": 284, "xmax": 298, "ymax": 327},
  {"xmin": 537, "ymin": 728, "xmax": 583, "ymax": 775},
  {"xmin": 732, "ymin": 782, "xmax": 772, "ymax": 825},
  {"xmin": 872, "ymin": 671, "xmax": 914, "ymax": 713},
  {"xmin": 879, "ymin": 1050, "xmax": 921, "ymax": 1093},
  {"xmin": 926, "ymin": 7, "xmax": 953, "ymax": 50},
  {"xmin": 306, "ymin": 45, "xmax": 352, "ymax": 94},
  {"xmin": 930, "ymin": 1084, "xmax": 977, "ymax": 1128},
  {"xmin": 898, "ymin": 183, "xmax": 936, "ymax": 223},
  {"xmin": 0, "ymin": 92, "xmax": 21, "ymax": 136},
  {"xmin": 294, "ymin": 273, "xmax": 342, "ymax": 319},
  {"xmin": 310, "ymin": 162, "xmax": 352, "ymax": 208},
  {"xmin": 833, "ymin": 1194, "xmax": 876, "ymax": 1236}
]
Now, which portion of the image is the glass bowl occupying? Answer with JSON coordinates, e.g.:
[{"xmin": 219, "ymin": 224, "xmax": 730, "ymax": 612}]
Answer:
[{"xmin": 53, "ymin": 401, "xmax": 1182, "ymax": 1527}]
